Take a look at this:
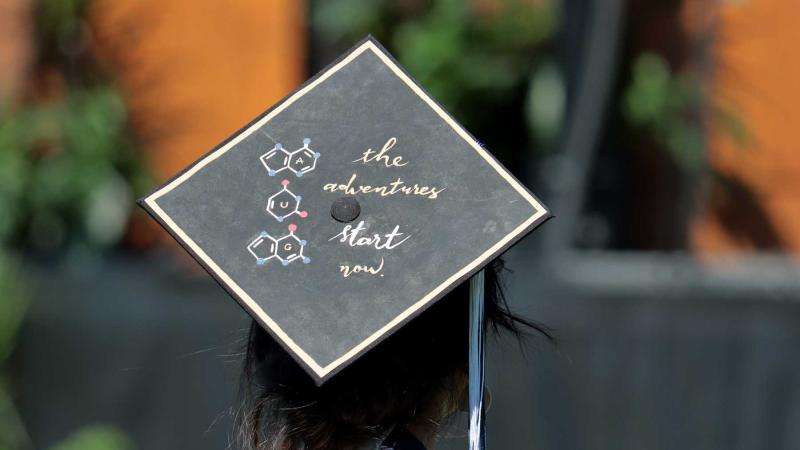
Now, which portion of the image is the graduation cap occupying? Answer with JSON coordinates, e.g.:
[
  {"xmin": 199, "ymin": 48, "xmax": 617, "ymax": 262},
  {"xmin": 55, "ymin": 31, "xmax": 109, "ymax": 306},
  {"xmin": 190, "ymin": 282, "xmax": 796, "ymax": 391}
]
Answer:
[{"xmin": 139, "ymin": 37, "xmax": 549, "ymax": 447}]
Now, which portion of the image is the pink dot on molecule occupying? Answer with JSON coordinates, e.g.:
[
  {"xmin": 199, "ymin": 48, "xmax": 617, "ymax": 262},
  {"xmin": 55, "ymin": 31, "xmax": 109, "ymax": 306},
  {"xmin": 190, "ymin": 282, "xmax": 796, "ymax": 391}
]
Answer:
[
  {"xmin": 299, "ymin": 211, "xmax": 308, "ymax": 218},
  {"xmin": 288, "ymin": 224, "xmax": 297, "ymax": 232},
  {"xmin": 281, "ymin": 179, "xmax": 290, "ymax": 186}
]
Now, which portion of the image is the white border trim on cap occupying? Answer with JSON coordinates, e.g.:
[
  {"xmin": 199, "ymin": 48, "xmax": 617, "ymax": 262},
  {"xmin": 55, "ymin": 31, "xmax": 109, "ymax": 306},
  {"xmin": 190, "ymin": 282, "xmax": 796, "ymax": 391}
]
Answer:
[{"xmin": 143, "ymin": 40, "xmax": 548, "ymax": 379}]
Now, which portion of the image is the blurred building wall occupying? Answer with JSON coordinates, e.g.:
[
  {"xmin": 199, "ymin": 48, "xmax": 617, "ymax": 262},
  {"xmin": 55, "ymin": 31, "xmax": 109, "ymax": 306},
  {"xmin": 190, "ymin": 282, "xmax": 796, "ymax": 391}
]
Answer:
[
  {"xmin": 0, "ymin": 0, "xmax": 32, "ymax": 99},
  {"xmin": 692, "ymin": 0, "xmax": 800, "ymax": 254},
  {"xmin": 89, "ymin": 0, "xmax": 307, "ymax": 246}
]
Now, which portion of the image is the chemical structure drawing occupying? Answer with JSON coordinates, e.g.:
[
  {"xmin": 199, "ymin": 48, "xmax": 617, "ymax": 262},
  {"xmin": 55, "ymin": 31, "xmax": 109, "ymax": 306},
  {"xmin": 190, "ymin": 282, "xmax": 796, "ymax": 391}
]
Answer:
[
  {"xmin": 246, "ymin": 224, "xmax": 310, "ymax": 266},
  {"xmin": 260, "ymin": 138, "xmax": 320, "ymax": 177},
  {"xmin": 267, "ymin": 179, "xmax": 308, "ymax": 222}
]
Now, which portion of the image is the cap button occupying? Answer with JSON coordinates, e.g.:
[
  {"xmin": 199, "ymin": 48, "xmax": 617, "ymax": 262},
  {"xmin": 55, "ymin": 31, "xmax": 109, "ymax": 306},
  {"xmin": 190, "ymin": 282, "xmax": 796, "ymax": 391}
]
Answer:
[{"xmin": 331, "ymin": 196, "xmax": 361, "ymax": 223}]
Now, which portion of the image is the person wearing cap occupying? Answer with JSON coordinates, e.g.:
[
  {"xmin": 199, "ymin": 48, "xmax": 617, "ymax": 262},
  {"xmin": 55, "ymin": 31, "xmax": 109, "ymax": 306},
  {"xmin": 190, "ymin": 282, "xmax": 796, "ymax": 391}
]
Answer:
[
  {"xmin": 238, "ymin": 258, "xmax": 550, "ymax": 449},
  {"xmin": 140, "ymin": 38, "xmax": 550, "ymax": 450}
]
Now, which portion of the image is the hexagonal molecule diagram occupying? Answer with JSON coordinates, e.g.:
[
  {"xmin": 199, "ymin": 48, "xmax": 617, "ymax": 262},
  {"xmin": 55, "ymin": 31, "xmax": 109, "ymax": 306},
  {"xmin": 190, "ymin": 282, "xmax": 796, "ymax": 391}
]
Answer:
[
  {"xmin": 259, "ymin": 138, "xmax": 320, "ymax": 177},
  {"xmin": 246, "ymin": 224, "xmax": 310, "ymax": 266},
  {"xmin": 267, "ymin": 179, "xmax": 308, "ymax": 222}
]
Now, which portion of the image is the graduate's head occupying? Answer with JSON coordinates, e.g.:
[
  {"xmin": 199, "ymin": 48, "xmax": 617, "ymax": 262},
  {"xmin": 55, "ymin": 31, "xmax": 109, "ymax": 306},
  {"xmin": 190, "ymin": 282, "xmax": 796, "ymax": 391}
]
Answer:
[{"xmin": 238, "ymin": 258, "xmax": 551, "ymax": 450}]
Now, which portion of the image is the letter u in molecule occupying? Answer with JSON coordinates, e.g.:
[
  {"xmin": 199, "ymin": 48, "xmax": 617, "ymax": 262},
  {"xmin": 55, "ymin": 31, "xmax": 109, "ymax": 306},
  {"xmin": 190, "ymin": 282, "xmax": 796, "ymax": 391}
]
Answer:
[{"xmin": 267, "ymin": 179, "xmax": 308, "ymax": 222}]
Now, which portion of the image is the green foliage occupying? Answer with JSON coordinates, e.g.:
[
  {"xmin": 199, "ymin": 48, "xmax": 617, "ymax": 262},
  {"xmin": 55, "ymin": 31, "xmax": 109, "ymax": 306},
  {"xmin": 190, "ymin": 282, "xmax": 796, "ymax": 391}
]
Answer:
[
  {"xmin": 312, "ymin": 0, "xmax": 559, "ymax": 148},
  {"xmin": 623, "ymin": 52, "xmax": 705, "ymax": 171},
  {"xmin": 48, "ymin": 426, "xmax": 136, "ymax": 450},
  {"xmin": 0, "ymin": 0, "xmax": 150, "ymax": 252},
  {"xmin": 623, "ymin": 52, "xmax": 749, "ymax": 172},
  {"xmin": 0, "ymin": 86, "xmax": 149, "ymax": 250},
  {"xmin": 526, "ymin": 59, "xmax": 565, "ymax": 148},
  {"xmin": 313, "ymin": 0, "xmax": 385, "ymax": 38},
  {"xmin": 36, "ymin": 0, "xmax": 90, "ymax": 65},
  {"xmin": 0, "ymin": 257, "xmax": 28, "ymax": 363},
  {"xmin": 399, "ymin": 0, "xmax": 556, "ymax": 110}
]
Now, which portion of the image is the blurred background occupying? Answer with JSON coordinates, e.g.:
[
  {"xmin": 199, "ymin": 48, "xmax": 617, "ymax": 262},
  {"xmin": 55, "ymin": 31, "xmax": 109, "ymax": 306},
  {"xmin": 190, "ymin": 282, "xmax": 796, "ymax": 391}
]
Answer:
[{"xmin": 1, "ymin": 0, "xmax": 799, "ymax": 449}]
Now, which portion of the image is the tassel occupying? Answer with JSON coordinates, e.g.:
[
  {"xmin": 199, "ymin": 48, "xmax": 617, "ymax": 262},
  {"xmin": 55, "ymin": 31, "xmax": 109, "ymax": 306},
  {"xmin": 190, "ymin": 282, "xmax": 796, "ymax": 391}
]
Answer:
[{"xmin": 468, "ymin": 269, "xmax": 486, "ymax": 450}]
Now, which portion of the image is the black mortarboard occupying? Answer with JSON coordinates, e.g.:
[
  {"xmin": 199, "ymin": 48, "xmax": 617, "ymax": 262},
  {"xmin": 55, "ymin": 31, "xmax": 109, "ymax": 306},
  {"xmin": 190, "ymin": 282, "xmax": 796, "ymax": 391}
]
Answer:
[{"xmin": 139, "ymin": 37, "xmax": 550, "ymax": 389}]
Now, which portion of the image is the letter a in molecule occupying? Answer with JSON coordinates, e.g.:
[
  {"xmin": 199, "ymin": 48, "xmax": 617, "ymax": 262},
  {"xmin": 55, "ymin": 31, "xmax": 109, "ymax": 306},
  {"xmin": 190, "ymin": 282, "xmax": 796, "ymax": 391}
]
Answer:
[{"xmin": 260, "ymin": 138, "xmax": 320, "ymax": 177}]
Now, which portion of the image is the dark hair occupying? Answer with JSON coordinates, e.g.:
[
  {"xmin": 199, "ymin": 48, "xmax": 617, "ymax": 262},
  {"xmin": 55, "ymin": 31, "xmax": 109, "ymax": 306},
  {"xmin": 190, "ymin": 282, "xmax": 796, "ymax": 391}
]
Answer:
[{"xmin": 237, "ymin": 258, "xmax": 552, "ymax": 449}]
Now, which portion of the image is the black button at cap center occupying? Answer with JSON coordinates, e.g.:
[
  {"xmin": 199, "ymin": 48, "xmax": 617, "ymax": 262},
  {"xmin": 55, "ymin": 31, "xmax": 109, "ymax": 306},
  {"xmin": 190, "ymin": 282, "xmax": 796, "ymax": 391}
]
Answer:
[{"xmin": 331, "ymin": 196, "xmax": 361, "ymax": 223}]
